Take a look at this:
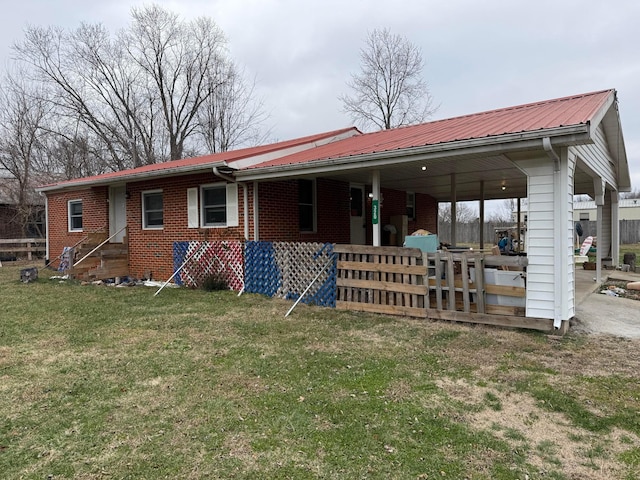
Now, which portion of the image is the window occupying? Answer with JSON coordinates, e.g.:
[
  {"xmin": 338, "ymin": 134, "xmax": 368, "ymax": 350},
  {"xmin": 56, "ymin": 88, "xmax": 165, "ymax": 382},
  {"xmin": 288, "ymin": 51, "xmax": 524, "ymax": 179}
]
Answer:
[
  {"xmin": 406, "ymin": 192, "xmax": 416, "ymax": 220},
  {"xmin": 579, "ymin": 212, "xmax": 590, "ymax": 221},
  {"xmin": 298, "ymin": 179, "xmax": 316, "ymax": 232},
  {"xmin": 142, "ymin": 190, "xmax": 163, "ymax": 229},
  {"xmin": 202, "ymin": 185, "xmax": 227, "ymax": 226},
  {"xmin": 189, "ymin": 183, "xmax": 238, "ymax": 228},
  {"xmin": 68, "ymin": 200, "xmax": 83, "ymax": 232}
]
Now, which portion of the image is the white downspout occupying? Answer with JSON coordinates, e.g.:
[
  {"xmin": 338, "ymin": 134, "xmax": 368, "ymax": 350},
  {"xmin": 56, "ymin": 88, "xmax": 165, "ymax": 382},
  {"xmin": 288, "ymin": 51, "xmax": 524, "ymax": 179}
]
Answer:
[
  {"xmin": 543, "ymin": 137, "xmax": 563, "ymax": 329},
  {"xmin": 212, "ymin": 166, "xmax": 249, "ymax": 240}
]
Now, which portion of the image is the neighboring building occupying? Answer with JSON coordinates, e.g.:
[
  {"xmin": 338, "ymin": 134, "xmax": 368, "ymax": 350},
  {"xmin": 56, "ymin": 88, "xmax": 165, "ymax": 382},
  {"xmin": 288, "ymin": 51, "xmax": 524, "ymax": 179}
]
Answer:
[
  {"xmin": 573, "ymin": 199, "xmax": 640, "ymax": 221},
  {"xmin": 0, "ymin": 178, "xmax": 45, "ymax": 238},
  {"xmin": 38, "ymin": 89, "xmax": 630, "ymax": 331}
]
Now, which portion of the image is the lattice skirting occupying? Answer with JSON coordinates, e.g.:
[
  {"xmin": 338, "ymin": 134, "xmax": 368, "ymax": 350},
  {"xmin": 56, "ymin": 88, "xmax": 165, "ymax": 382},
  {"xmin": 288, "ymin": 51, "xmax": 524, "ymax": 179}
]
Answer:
[
  {"xmin": 173, "ymin": 241, "xmax": 244, "ymax": 291},
  {"xmin": 172, "ymin": 241, "xmax": 337, "ymax": 307},
  {"xmin": 244, "ymin": 241, "xmax": 336, "ymax": 307}
]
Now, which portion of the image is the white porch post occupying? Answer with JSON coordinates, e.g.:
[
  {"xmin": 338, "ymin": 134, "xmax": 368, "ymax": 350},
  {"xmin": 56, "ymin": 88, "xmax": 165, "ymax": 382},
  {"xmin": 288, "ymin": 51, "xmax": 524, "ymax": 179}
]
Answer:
[
  {"xmin": 594, "ymin": 178, "xmax": 605, "ymax": 284},
  {"xmin": 450, "ymin": 173, "xmax": 457, "ymax": 247},
  {"xmin": 253, "ymin": 181, "xmax": 259, "ymax": 240},
  {"xmin": 611, "ymin": 190, "xmax": 620, "ymax": 268},
  {"xmin": 479, "ymin": 180, "xmax": 485, "ymax": 250},
  {"xmin": 372, "ymin": 170, "xmax": 381, "ymax": 246}
]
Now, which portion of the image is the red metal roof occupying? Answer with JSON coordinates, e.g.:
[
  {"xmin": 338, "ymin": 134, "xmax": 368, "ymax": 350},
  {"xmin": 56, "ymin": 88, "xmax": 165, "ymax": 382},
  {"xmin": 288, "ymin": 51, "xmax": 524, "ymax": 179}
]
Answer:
[
  {"xmin": 38, "ymin": 127, "xmax": 358, "ymax": 190},
  {"xmin": 244, "ymin": 89, "xmax": 614, "ymax": 170}
]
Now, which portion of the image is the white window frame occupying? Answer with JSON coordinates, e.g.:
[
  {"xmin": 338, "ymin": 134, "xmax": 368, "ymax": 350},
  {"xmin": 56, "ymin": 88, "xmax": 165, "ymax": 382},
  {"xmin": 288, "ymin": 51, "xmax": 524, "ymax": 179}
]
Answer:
[
  {"xmin": 298, "ymin": 179, "xmax": 317, "ymax": 233},
  {"xmin": 142, "ymin": 189, "xmax": 164, "ymax": 230},
  {"xmin": 68, "ymin": 199, "xmax": 83, "ymax": 232},
  {"xmin": 406, "ymin": 191, "xmax": 416, "ymax": 220},
  {"xmin": 194, "ymin": 183, "xmax": 239, "ymax": 228}
]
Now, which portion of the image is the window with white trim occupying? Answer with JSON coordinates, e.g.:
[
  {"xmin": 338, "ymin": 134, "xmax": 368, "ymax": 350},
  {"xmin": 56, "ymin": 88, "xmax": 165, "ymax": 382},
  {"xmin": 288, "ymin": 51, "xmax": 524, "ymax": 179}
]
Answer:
[
  {"xmin": 406, "ymin": 192, "xmax": 416, "ymax": 220},
  {"xmin": 142, "ymin": 190, "xmax": 163, "ymax": 229},
  {"xmin": 68, "ymin": 200, "xmax": 83, "ymax": 232},
  {"xmin": 202, "ymin": 184, "xmax": 227, "ymax": 226},
  {"xmin": 187, "ymin": 183, "xmax": 238, "ymax": 229},
  {"xmin": 298, "ymin": 179, "xmax": 316, "ymax": 232},
  {"xmin": 579, "ymin": 212, "xmax": 590, "ymax": 221}
]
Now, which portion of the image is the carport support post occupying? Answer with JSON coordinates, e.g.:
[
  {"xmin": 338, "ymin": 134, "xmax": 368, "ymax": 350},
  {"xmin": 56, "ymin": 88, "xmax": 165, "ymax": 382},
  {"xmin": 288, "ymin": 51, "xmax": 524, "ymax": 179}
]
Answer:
[
  {"xmin": 611, "ymin": 191, "xmax": 620, "ymax": 268},
  {"xmin": 479, "ymin": 180, "xmax": 485, "ymax": 250},
  {"xmin": 450, "ymin": 173, "xmax": 457, "ymax": 247},
  {"xmin": 372, "ymin": 170, "xmax": 381, "ymax": 246},
  {"xmin": 594, "ymin": 178, "xmax": 605, "ymax": 284}
]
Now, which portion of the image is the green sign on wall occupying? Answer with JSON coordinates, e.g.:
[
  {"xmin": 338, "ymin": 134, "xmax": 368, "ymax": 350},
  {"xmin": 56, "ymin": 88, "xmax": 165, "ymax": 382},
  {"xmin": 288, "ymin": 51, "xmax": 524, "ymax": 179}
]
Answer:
[{"xmin": 372, "ymin": 200, "xmax": 379, "ymax": 225}]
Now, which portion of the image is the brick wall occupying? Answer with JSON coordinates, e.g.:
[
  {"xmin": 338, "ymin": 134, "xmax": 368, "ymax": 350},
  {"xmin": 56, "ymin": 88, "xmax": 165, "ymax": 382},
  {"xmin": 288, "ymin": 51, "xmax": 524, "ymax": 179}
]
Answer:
[
  {"xmin": 363, "ymin": 188, "xmax": 438, "ymax": 244},
  {"xmin": 46, "ymin": 187, "xmax": 109, "ymax": 267},
  {"xmin": 45, "ymin": 174, "xmax": 437, "ymax": 280},
  {"xmin": 257, "ymin": 178, "xmax": 350, "ymax": 243}
]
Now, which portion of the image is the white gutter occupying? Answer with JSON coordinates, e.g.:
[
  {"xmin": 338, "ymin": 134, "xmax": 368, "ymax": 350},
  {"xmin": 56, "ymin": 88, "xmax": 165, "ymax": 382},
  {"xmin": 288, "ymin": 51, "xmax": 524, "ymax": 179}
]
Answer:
[
  {"xmin": 212, "ymin": 166, "xmax": 249, "ymax": 240},
  {"xmin": 236, "ymin": 126, "xmax": 590, "ymax": 182},
  {"xmin": 36, "ymin": 161, "xmax": 228, "ymax": 193}
]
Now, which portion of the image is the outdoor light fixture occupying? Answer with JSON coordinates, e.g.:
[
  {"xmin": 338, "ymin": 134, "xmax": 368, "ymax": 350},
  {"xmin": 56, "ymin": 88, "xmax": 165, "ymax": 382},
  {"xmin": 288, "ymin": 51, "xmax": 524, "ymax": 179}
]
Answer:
[
  {"xmin": 501, "ymin": 185, "xmax": 506, "ymax": 191},
  {"xmin": 421, "ymin": 166, "xmax": 427, "ymax": 171}
]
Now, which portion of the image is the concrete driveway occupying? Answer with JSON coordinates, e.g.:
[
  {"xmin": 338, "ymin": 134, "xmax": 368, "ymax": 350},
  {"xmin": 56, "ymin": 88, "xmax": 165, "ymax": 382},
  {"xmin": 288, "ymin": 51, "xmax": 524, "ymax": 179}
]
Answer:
[{"xmin": 572, "ymin": 268, "xmax": 640, "ymax": 338}]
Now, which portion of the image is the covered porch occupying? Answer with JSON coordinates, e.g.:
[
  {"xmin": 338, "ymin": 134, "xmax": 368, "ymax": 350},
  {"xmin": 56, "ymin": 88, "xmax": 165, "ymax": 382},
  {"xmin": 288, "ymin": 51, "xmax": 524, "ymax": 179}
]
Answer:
[{"xmin": 237, "ymin": 90, "xmax": 630, "ymax": 331}]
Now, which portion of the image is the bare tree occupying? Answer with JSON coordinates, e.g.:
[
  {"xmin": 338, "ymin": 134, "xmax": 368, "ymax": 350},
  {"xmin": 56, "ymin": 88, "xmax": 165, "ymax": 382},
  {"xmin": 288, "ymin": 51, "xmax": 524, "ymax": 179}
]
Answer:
[
  {"xmin": 340, "ymin": 28, "xmax": 436, "ymax": 131},
  {"xmin": 125, "ymin": 5, "xmax": 228, "ymax": 160},
  {"xmin": 487, "ymin": 199, "xmax": 517, "ymax": 223},
  {"xmin": 12, "ymin": 4, "xmax": 269, "ymax": 175},
  {"xmin": 0, "ymin": 74, "xmax": 51, "ymax": 236},
  {"xmin": 438, "ymin": 202, "xmax": 478, "ymax": 224},
  {"xmin": 197, "ymin": 62, "xmax": 270, "ymax": 153}
]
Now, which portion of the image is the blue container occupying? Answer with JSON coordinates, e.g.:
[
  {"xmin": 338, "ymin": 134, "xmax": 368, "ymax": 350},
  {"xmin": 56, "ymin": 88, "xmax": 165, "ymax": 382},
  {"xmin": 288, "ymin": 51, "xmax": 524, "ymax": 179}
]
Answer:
[{"xmin": 403, "ymin": 235, "xmax": 439, "ymax": 252}]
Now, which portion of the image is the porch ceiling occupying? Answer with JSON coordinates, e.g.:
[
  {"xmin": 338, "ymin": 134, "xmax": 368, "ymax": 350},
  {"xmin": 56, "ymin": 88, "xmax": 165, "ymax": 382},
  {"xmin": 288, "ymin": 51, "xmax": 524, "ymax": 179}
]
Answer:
[{"xmin": 323, "ymin": 151, "xmax": 533, "ymax": 203}]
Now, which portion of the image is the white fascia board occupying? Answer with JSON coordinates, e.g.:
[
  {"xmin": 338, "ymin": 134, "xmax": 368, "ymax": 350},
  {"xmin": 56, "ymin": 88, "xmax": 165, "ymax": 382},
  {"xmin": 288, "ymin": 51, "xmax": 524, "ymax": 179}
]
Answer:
[
  {"xmin": 236, "ymin": 126, "xmax": 590, "ymax": 182},
  {"xmin": 587, "ymin": 91, "xmax": 615, "ymax": 139},
  {"xmin": 36, "ymin": 161, "xmax": 228, "ymax": 194},
  {"xmin": 228, "ymin": 129, "xmax": 360, "ymax": 169}
]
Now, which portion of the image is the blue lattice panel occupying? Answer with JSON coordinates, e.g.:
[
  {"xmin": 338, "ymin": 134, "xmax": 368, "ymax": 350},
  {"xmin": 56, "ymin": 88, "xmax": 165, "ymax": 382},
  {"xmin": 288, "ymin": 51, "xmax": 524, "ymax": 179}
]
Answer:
[
  {"xmin": 245, "ymin": 241, "xmax": 336, "ymax": 307},
  {"xmin": 244, "ymin": 241, "xmax": 282, "ymax": 296},
  {"xmin": 172, "ymin": 241, "xmax": 244, "ymax": 291}
]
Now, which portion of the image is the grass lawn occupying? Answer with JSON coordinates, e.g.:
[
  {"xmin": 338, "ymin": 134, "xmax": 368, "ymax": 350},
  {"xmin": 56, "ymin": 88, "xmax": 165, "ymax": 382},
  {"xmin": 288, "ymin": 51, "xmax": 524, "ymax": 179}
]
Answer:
[{"xmin": 1, "ymin": 262, "xmax": 639, "ymax": 479}]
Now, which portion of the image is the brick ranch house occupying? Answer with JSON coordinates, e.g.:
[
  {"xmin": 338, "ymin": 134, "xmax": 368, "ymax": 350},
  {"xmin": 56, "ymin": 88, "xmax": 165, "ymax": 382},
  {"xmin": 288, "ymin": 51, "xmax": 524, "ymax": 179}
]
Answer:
[{"xmin": 38, "ymin": 89, "xmax": 630, "ymax": 330}]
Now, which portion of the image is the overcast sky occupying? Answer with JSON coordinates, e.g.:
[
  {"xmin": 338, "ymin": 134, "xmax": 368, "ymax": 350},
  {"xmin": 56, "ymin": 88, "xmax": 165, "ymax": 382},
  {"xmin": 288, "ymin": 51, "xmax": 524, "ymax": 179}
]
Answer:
[{"xmin": 1, "ymin": 0, "xmax": 639, "ymax": 192}]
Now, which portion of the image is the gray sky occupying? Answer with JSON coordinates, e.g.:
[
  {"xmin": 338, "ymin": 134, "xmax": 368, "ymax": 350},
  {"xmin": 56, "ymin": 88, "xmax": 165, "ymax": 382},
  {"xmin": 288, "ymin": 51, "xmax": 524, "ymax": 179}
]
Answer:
[{"xmin": 1, "ymin": 0, "xmax": 638, "ymax": 192}]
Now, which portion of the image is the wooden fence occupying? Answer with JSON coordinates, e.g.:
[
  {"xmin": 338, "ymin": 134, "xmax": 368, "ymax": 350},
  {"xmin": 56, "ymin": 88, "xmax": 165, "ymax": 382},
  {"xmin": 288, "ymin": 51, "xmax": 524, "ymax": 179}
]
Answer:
[
  {"xmin": 439, "ymin": 220, "xmax": 640, "ymax": 245},
  {"xmin": 0, "ymin": 238, "xmax": 45, "ymax": 261},
  {"xmin": 334, "ymin": 245, "xmax": 550, "ymax": 331},
  {"xmin": 334, "ymin": 244, "xmax": 428, "ymax": 317}
]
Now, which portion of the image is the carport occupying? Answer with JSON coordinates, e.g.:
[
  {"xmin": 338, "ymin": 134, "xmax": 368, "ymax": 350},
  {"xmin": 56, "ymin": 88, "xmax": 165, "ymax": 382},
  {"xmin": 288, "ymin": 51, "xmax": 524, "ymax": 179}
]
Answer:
[{"xmin": 236, "ymin": 89, "xmax": 630, "ymax": 331}]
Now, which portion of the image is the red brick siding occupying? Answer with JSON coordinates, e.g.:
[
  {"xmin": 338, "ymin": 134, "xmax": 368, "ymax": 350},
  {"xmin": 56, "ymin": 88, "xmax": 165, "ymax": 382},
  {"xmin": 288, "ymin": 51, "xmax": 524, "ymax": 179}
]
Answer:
[
  {"xmin": 46, "ymin": 187, "xmax": 109, "ymax": 266},
  {"xmin": 125, "ymin": 172, "xmax": 250, "ymax": 280},
  {"xmin": 257, "ymin": 178, "xmax": 350, "ymax": 243},
  {"xmin": 45, "ymin": 174, "xmax": 437, "ymax": 279},
  {"xmin": 363, "ymin": 188, "xmax": 438, "ymax": 244}
]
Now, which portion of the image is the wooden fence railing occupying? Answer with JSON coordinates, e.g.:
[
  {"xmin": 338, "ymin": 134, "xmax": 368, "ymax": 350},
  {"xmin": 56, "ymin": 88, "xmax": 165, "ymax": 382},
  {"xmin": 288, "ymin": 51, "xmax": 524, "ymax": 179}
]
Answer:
[
  {"xmin": 335, "ymin": 244, "xmax": 428, "ymax": 317},
  {"xmin": 0, "ymin": 238, "xmax": 46, "ymax": 261},
  {"xmin": 334, "ymin": 245, "xmax": 541, "ymax": 329}
]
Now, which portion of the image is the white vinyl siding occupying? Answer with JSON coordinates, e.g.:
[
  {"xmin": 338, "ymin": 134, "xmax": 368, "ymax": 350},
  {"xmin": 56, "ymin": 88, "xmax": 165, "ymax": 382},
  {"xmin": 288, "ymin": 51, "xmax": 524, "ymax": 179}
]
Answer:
[{"xmin": 573, "ymin": 124, "xmax": 617, "ymax": 189}]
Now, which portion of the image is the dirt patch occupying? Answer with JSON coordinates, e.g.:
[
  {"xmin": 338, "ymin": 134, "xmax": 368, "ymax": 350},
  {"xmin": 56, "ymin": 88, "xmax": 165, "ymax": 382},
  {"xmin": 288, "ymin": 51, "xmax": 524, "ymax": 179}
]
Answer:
[{"xmin": 437, "ymin": 378, "xmax": 640, "ymax": 479}]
